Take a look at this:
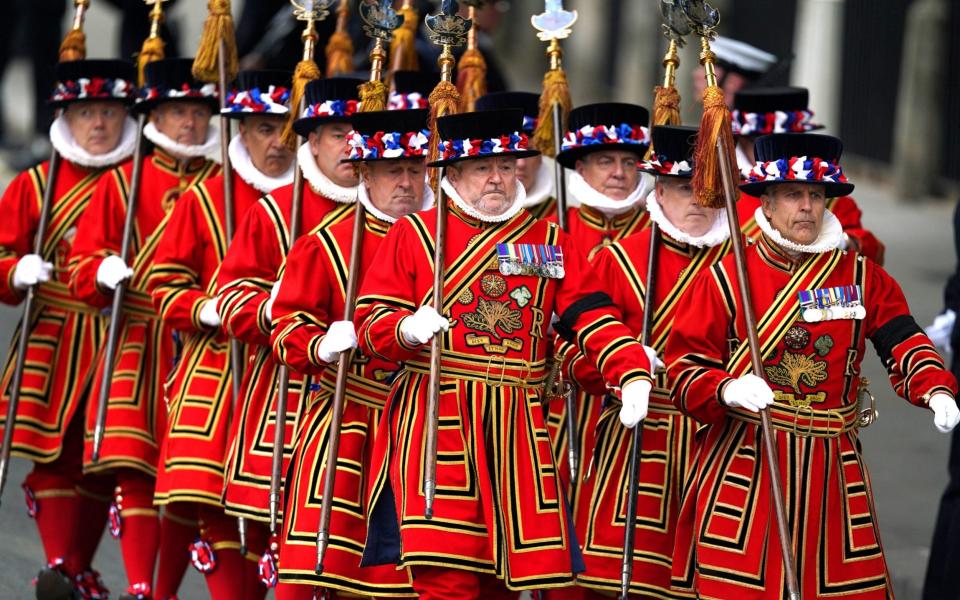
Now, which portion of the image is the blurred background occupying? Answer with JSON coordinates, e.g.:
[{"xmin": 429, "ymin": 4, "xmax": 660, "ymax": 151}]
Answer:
[{"xmin": 0, "ymin": 1, "xmax": 957, "ymax": 598}]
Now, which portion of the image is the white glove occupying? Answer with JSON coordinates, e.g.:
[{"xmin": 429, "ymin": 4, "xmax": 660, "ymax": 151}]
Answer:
[
  {"xmin": 316, "ymin": 320, "xmax": 358, "ymax": 364},
  {"xmin": 265, "ymin": 279, "xmax": 281, "ymax": 323},
  {"xmin": 12, "ymin": 254, "xmax": 53, "ymax": 290},
  {"xmin": 619, "ymin": 379, "xmax": 652, "ymax": 428},
  {"xmin": 643, "ymin": 345, "xmax": 664, "ymax": 373},
  {"xmin": 400, "ymin": 305, "xmax": 450, "ymax": 346},
  {"xmin": 930, "ymin": 393, "xmax": 960, "ymax": 433},
  {"xmin": 96, "ymin": 255, "xmax": 133, "ymax": 291},
  {"xmin": 925, "ymin": 309, "xmax": 956, "ymax": 354},
  {"xmin": 198, "ymin": 297, "xmax": 221, "ymax": 328},
  {"xmin": 722, "ymin": 373, "xmax": 775, "ymax": 413}
]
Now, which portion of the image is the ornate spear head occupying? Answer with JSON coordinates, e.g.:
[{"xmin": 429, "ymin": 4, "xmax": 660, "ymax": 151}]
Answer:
[
  {"xmin": 679, "ymin": 0, "xmax": 720, "ymax": 38},
  {"xmin": 531, "ymin": 0, "xmax": 578, "ymax": 42},
  {"xmin": 360, "ymin": 0, "xmax": 404, "ymax": 42},
  {"xmin": 659, "ymin": 0, "xmax": 691, "ymax": 46},
  {"xmin": 290, "ymin": 0, "xmax": 337, "ymax": 24},
  {"xmin": 425, "ymin": 0, "xmax": 471, "ymax": 49}
]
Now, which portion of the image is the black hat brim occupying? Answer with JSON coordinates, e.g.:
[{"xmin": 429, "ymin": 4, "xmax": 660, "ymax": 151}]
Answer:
[
  {"xmin": 134, "ymin": 96, "xmax": 221, "ymax": 115},
  {"xmin": 639, "ymin": 168, "xmax": 692, "ymax": 180},
  {"xmin": 427, "ymin": 149, "xmax": 540, "ymax": 168},
  {"xmin": 556, "ymin": 143, "xmax": 650, "ymax": 169},
  {"xmin": 739, "ymin": 179, "xmax": 854, "ymax": 198},
  {"xmin": 221, "ymin": 110, "xmax": 288, "ymax": 121},
  {"xmin": 292, "ymin": 115, "xmax": 353, "ymax": 138},
  {"xmin": 49, "ymin": 96, "xmax": 136, "ymax": 109}
]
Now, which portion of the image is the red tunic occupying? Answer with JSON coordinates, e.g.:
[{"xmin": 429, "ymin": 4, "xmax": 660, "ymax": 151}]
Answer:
[
  {"xmin": 665, "ymin": 234, "xmax": 957, "ymax": 599},
  {"xmin": 355, "ymin": 201, "xmax": 652, "ymax": 591},
  {"xmin": 68, "ymin": 149, "xmax": 220, "ymax": 475},
  {"xmin": 527, "ymin": 197, "xmax": 557, "ymax": 221},
  {"xmin": 0, "ymin": 159, "xmax": 111, "ymax": 462},
  {"xmin": 148, "ymin": 172, "xmax": 261, "ymax": 506},
  {"xmin": 271, "ymin": 208, "xmax": 415, "ymax": 596},
  {"xmin": 565, "ymin": 229, "xmax": 730, "ymax": 597},
  {"xmin": 218, "ymin": 181, "xmax": 353, "ymax": 521},
  {"xmin": 737, "ymin": 194, "xmax": 885, "ymax": 264}
]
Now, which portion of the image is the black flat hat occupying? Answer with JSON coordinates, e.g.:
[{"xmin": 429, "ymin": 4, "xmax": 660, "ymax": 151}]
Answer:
[
  {"xmin": 292, "ymin": 77, "xmax": 364, "ymax": 137},
  {"xmin": 136, "ymin": 58, "xmax": 220, "ymax": 114},
  {"xmin": 222, "ymin": 70, "xmax": 292, "ymax": 118},
  {"xmin": 639, "ymin": 125, "xmax": 698, "ymax": 179},
  {"xmin": 475, "ymin": 91, "xmax": 540, "ymax": 134},
  {"xmin": 428, "ymin": 108, "xmax": 539, "ymax": 167},
  {"xmin": 49, "ymin": 59, "xmax": 138, "ymax": 107},
  {"xmin": 343, "ymin": 108, "xmax": 431, "ymax": 162},
  {"xmin": 556, "ymin": 102, "xmax": 651, "ymax": 168},
  {"xmin": 732, "ymin": 86, "xmax": 823, "ymax": 136},
  {"xmin": 740, "ymin": 133, "xmax": 854, "ymax": 198}
]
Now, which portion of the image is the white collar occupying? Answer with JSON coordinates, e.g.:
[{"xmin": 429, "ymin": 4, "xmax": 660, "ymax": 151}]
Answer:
[
  {"xmin": 143, "ymin": 120, "xmax": 220, "ymax": 160},
  {"xmin": 754, "ymin": 206, "xmax": 843, "ymax": 254},
  {"xmin": 296, "ymin": 142, "xmax": 357, "ymax": 204},
  {"xmin": 49, "ymin": 115, "xmax": 138, "ymax": 169},
  {"xmin": 441, "ymin": 176, "xmax": 527, "ymax": 223},
  {"xmin": 358, "ymin": 174, "xmax": 434, "ymax": 224},
  {"xmin": 228, "ymin": 134, "xmax": 294, "ymax": 193},
  {"xmin": 646, "ymin": 188, "xmax": 730, "ymax": 248},
  {"xmin": 522, "ymin": 157, "xmax": 555, "ymax": 208},
  {"xmin": 568, "ymin": 170, "xmax": 650, "ymax": 216}
]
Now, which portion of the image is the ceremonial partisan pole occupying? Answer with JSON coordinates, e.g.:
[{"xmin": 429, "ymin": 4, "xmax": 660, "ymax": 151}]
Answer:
[
  {"xmin": 618, "ymin": 6, "xmax": 688, "ymax": 596},
  {"xmin": 270, "ymin": 0, "xmax": 336, "ymax": 535},
  {"xmin": 531, "ymin": 0, "xmax": 579, "ymax": 487},
  {"xmin": 682, "ymin": 2, "xmax": 800, "ymax": 597},
  {"xmin": 423, "ymin": 0, "xmax": 470, "ymax": 520},
  {"xmin": 0, "ymin": 0, "xmax": 91, "ymax": 504},
  {"xmin": 456, "ymin": 0, "xmax": 487, "ymax": 112},
  {"xmin": 92, "ymin": 0, "xmax": 166, "ymax": 464},
  {"xmin": 314, "ymin": 0, "xmax": 400, "ymax": 574}
]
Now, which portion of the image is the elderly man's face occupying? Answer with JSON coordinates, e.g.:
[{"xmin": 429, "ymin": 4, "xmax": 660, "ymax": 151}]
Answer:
[
  {"xmin": 447, "ymin": 156, "xmax": 519, "ymax": 216},
  {"xmin": 656, "ymin": 177, "xmax": 718, "ymax": 237},
  {"xmin": 63, "ymin": 101, "xmax": 126, "ymax": 155},
  {"xmin": 516, "ymin": 154, "xmax": 543, "ymax": 190},
  {"xmin": 239, "ymin": 115, "xmax": 294, "ymax": 178},
  {"xmin": 151, "ymin": 101, "xmax": 212, "ymax": 147},
  {"xmin": 308, "ymin": 122, "xmax": 359, "ymax": 187},
  {"xmin": 360, "ymin": 159, "xmax": 426, "ymax": 219},
  {"xmin": 692, "ymin": 64, "xmax": 749, "ymax": 107},
  {"xmin": 761, "ymin": 182, "xmax": 827, "ymax": 247},
  {"xmin": 575, "ymin": 151, "xmax": 640, "ymax": 201}
]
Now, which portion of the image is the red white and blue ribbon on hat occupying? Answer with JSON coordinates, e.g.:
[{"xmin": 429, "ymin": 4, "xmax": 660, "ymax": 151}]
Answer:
[
  {"xmin": 640, "ymin": 157, "xmax": 693, "ymax": 177},
  {"xmin": 51, "ymin": 77, "xmax": 137, "ymax": 103},
  {"xmin": 388, "ymin": 92, "xmax": 428, "ymax": 110},
  {"xmin": 745, "ymin": 156, "xmax": 848, "ymax": 186},
  {"xmin": 225, "ymin": 85, "xmax": 291, "ymax": 114},
  {"xmin": 439, "ymin": 131, "xmax": 530, "ymax": 161},
  {"xmin": 731, "ymin": 109, "xmax": 820, "ymax": 136},
  {"xmin": 560, "ymin": 123, "xmax": 650, "ymax": 152},
  {"xmin": 347, "ymin": 129, "xmax": 430, "ymax": 160},
  {"xmin": 521, "ymin": 115, "xmax": 537, "ymax": 133},
  {"xmin": 141, "ymin": 82, "xmax": 218, "ymax": 103},
  {"xmin": 302, "ymin": 98, "xmax": 360, "ymax": 119}
]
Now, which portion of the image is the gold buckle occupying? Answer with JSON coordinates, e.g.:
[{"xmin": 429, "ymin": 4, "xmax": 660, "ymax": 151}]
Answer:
[
  {"xmin": 792, "ymin": 405, "xmax": 815, "ymax": 437},
  {"xmin": 485, "ymin": 356, "xmax": 507, "ymax": 387},
  {"xmin": 826, "ymin": 410, "xmax": 845, "ymax": 437}
]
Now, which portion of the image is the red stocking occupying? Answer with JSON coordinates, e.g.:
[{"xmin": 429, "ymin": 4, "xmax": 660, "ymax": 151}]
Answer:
[{"xmin": 154, "ymin": 502, "xmax": 198, "ymax": 600}]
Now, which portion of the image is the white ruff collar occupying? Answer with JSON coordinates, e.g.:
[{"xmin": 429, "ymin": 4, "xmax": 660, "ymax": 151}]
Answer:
[
  {"xmin": 569, "ymin": 170, "xmax": 649, "ymax": 216},
  {"xmin": 297, "ymin": 142, "xmax": 357, "ymax": 204},
  {"xmin": 49, "ymin": 115, "xmax": 138, "ymax": 168},
  {"xmin": 522, "ymin": 157, "xmax": 555, "ymax": 208},
  {"xmin": 646, "ymin": 189, "xmax": 730, "ymax": 248},
  {"xmin": 358, "ymin": 175, "xmax": 434, "ymax": 224},
  {"xmin": 441, "ymin": 177, "xmax": 527, "ymax": 223},
  {"xmin": 228, "ymin": 134, "xmax": 294, "ymax": 193},
  {"xmin": 143, "ymin": 120, "xmax": 220, "ymax": 159},
  {"xmin": 754, "ymin": 206, "xmax": 843, "ymax": 254}
]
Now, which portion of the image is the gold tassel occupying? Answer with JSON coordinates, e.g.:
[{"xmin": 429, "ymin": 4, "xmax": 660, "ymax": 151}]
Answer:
[
  {"xmin": 325, "ymin": 30, "xmax": 354, "ymax": 77},
  {"xmin": 137, "ymin": 36, "xmax": 166, "ymax": 87},
  {"xmin": 389, "ymin": 5, "xmax": 419, "ymax": 73},
  {"xmin": 652, "ymin": 85, "xmax": 681, "ymax": 127},
  {"xmin": 427, "ymin": 80, "xmax": 461, "ymax": 187},
  {"xmin": 532, "ymin": 69, "xmax": 572, "ymax": 157},
  {"xmin": 691, "ymin": 85, "xmax": 738, "ymax": 209},
  {"xmin": 280, "ymin": 58, "xmax": 322, "ymax": 149},
  {"xmin": 59, "ymin": 28, "xmax": 86, "ymax": 62},
  {"xmin": 456, "ymin": 48, "xmax": 487, "ymax": 113},
  {"xmin": 192, "ymin": 0, "xmax": 238, "ymax": 84},
  {"xmin": 358, "ymin": 80, "xmax": 387, "ymax": 113}
]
